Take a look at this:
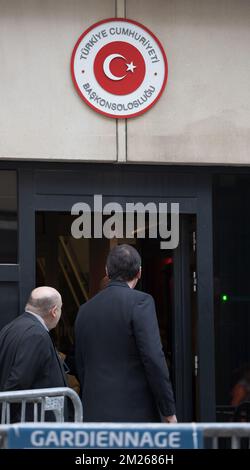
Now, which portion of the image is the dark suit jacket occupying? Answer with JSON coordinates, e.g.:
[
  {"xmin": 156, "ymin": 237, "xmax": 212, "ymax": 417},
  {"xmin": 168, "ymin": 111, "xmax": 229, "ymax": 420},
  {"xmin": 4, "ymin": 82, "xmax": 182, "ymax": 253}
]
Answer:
[
  {"xmin": 75, "ymin": 281, "xmax": 176, "ymax": 422},
  {"xmin": 0, "ymin": 312, "xmax": 67, "ymax": 421}
]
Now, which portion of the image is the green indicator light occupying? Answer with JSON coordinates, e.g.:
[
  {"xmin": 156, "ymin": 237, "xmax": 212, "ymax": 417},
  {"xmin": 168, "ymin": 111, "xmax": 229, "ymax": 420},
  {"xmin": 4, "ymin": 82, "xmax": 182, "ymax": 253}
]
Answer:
[{"xmin": 221, "ymin": 294, "xmax": 228, "ymax": 302}]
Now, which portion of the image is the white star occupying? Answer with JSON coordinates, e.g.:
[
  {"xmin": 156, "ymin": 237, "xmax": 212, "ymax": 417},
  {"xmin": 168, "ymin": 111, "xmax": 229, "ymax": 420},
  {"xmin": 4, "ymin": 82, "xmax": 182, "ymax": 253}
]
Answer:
[{"xmin": 126, "ymin": 61, "xmax": 137, "ymax": 73}]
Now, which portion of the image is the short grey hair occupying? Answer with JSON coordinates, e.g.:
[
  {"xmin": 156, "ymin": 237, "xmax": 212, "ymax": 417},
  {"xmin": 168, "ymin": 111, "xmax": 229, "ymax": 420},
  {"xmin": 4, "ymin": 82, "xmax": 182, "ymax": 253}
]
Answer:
[{"xmin": 25, "ymin": 290, "xmax": 59, "ymax": 317}]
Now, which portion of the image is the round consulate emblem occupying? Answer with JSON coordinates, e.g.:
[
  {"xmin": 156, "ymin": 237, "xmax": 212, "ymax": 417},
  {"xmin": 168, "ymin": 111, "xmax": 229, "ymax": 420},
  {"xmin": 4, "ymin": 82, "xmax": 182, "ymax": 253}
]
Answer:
[{"xmin": 71, "ymin": 18, "xmax": 168, "ymax": 118}]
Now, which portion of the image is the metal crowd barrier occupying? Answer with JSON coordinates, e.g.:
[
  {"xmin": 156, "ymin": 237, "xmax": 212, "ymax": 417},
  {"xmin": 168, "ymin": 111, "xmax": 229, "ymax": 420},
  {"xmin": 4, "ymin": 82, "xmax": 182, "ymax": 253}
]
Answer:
[
  {"xmin": 0, "ymin": 387, "xmax": 83, "ymax": 424},
  {"xmin": 0, "ymin": 422, "xmax": 249, "ymax": 449},
  {"xmin": 0, "ymin": 426, "xmax": 8, "ymax": 449},
  {"xmin": 202, "ymin": 423, "xmax": 250, "ymax": 449}
]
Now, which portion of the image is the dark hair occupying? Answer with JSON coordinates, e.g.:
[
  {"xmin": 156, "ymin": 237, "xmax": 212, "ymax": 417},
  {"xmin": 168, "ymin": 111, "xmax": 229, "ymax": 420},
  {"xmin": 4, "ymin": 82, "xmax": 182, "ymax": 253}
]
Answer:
[{"xmin": 106, "ymin": 244, "xmax": 141, "ymax": 281}]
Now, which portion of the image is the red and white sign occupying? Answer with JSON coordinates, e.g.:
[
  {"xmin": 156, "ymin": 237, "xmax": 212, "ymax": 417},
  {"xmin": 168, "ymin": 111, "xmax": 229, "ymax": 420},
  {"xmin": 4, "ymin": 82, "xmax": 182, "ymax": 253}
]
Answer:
[{"xmin": 71, "ymin": 18, "xmax": 168, "ymax": 119}]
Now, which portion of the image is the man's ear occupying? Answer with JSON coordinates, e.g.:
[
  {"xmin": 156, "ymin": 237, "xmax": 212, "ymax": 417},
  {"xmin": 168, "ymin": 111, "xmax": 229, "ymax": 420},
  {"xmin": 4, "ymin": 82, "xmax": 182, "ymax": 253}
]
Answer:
[
  {"xmin": 137, "ymin": 268, "xmax": 142, "ymax": 280},
  {"xmin": 105, "ymin": 266, "xmax": 109, "ymax": 278},
  {"xmin": 51, "ymin": 305, "xmax": 57, "ymax": 318}
]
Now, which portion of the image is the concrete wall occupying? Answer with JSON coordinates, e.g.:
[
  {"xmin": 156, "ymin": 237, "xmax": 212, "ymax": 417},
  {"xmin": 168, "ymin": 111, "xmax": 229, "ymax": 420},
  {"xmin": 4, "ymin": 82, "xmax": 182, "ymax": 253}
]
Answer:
[
  {"xmin": 0, "ymin": 0, "xmax": 116, "ymax": 161},
  {"xmin": 127, "ymin": 0, "xmax": 250, "ymax": 165},
  {"xmin": 0, "ymin": 0, "xmax": 250, "ymax": 164}
]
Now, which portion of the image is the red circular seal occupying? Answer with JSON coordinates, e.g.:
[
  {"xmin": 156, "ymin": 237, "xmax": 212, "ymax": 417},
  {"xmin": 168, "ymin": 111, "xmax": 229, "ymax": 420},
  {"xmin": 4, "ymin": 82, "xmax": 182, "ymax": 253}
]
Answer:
[
  {"xmin": 71, "ymin": 18, "xmax": 168, "ymax": 118},
  {"xmin": 94, "ymin": 41, "xmax": 146, "ymax": 95}
]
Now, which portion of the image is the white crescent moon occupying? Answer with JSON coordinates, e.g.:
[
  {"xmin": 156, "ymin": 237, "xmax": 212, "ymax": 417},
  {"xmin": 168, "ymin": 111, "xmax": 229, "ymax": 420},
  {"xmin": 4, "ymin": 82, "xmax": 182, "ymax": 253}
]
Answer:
[{"xmin": 103, "ymin": 54, "xmax": 127, "ymax": 81}]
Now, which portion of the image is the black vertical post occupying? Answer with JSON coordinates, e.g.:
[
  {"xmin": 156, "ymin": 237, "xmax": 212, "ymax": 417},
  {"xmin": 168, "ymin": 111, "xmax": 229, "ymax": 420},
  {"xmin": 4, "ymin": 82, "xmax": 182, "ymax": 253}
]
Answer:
[
  {"xmin": 18, "ymin": 169, "xmax": 36, "ymax": 313},
  {"xmin": 196, "ymin": 177, "xmax": 216, "ymax": 421},
  {"xmin": 173, "ymin": 216, "xmax": 193, "ymax": 421}
]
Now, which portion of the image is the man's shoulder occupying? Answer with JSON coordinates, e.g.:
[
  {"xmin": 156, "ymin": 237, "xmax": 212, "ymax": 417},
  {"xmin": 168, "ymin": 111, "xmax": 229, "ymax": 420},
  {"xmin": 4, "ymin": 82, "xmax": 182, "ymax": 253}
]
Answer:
[
  {"xmin": 0, "ymin": 313, "xmax": 49, "ymax": 347},
  {"xmin": 17, "ymin": 313, "xmax": 49, "ymax": 338},
  {"xmin": 130, "ymin": 289, "xmax": 153, "ymax": 302},
  {"xmin": 1, "ymin": 312, "xmax": 37, "ymax": 332},
  {"xmin": 115, "ymin": 287, "xmax": 154, "ymax": 308},
  {"xmin": 78, "ymin": 289, "xmax": 105, "ymax": 309},
  {"xmin": 77, "ymin": 287, "xmax": 152, "ymax": 309}
]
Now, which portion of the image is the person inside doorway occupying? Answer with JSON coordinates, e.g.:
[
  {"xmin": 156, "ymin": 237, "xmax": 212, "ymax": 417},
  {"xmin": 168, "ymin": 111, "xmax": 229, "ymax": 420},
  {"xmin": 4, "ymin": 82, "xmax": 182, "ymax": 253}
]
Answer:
[{"xmin": 231, "ymin": 367, "xmax": 250, "ymax": 407}]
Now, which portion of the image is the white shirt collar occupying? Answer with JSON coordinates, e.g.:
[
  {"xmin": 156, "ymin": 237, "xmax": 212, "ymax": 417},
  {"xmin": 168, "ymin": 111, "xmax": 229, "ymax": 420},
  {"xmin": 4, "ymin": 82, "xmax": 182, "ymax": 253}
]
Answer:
[{"xmin": 25, "ymin": 310, "xmax": 49, "ymax": 332}]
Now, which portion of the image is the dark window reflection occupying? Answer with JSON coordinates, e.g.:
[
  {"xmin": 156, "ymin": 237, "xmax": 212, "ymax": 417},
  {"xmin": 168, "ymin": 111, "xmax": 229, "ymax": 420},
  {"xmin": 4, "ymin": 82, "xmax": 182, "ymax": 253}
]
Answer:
[
  {"xmin": 214, "ymin": 174, "xmax": 250, "ymax": 422},
  {"xmin": 0, "ymin": 283, "xmax": 18, "ymax": 330},
  {"xmin": 0, "ymin": 171, "xmax": 17, "ymax": 263}
]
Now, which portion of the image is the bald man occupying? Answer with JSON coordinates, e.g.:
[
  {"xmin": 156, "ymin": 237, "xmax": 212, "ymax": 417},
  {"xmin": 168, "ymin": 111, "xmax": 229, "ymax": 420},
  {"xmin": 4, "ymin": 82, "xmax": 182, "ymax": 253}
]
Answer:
[{"xmin": 0, "ymin": 287, "xmax": 68, "ymax": 421}]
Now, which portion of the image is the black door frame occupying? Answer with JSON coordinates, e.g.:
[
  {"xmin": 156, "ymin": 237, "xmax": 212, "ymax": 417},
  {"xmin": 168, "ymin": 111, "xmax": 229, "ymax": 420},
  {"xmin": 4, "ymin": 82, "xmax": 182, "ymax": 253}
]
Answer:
[
  {"xmin": 15, "ymin": 162, "xmax": 215, "ymax": 421},
  {"xmin": 173, "ymin": 216, "xmax": 195, "ymax": 421}
]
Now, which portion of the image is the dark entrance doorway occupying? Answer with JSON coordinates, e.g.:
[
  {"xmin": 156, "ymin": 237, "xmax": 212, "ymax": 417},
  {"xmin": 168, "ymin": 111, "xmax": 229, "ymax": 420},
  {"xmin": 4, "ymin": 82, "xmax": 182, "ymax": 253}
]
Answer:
[
  {"xmin": 0, "ymin": 163, "xmax": 214, "ymax": 420},
  {"xmin": 140, "ymin": 216, "xmax": 197, "ymax": 421},
  {"xmin": 35, "ymin": 211, "xmax": 197, "ymax": 421}
]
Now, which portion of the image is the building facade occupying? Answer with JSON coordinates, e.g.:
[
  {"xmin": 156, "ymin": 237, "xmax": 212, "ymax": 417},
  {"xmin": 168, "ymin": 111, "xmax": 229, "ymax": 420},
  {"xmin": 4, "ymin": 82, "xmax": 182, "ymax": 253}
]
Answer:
[{"xmin": 1, "ymin": 0, "xmax": 250, "ymax": 422}]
